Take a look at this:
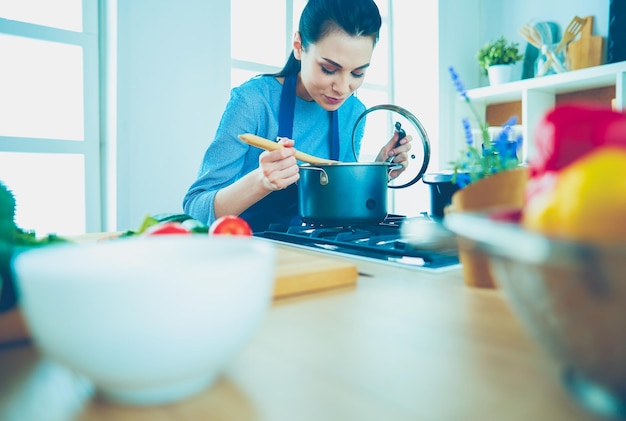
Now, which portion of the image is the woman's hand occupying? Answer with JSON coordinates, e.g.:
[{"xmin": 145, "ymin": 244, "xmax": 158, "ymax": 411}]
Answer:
[
  {"xmin": 376, "ymin": 131, "xmax": 413, "ymax": 180},
  {"xmin": 258, "ymin": 138, "xmax": 300, "ymax": 191}
]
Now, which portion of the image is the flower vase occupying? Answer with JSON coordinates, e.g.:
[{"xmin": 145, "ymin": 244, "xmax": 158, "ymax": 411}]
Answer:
[
  {"xmin": 487, "ymin": 64, "xmax": 514, "ymax": 85},
  {"xmin": 448, "ymin": 167, "xmax": 529, "ymax": 288}
]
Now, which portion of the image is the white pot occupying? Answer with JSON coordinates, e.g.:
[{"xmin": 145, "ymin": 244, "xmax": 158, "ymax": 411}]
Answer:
[{"xmin": 487, "ymin": 64, "xmax": 514, "ymax": 86}]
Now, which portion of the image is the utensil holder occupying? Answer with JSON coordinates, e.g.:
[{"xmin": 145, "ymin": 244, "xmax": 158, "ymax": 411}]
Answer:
[{"xmin": 535, "ymin": 44, "xmax": 567, "ymax": 77}]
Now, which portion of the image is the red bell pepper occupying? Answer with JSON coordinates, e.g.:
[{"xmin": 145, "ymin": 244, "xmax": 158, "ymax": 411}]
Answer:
[{"xmin": 530, "ymin": 102, "xmax": 626, "ymax": 177}]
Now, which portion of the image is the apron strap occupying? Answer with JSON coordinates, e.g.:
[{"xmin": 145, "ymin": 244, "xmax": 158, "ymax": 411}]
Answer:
[
  {"xmin": 330, "ymin": 109, "xmax": 339, "ymax": 160},
  {"xmin": 278, "ymin": 73, "xmax": 297, "ymax": 139}
]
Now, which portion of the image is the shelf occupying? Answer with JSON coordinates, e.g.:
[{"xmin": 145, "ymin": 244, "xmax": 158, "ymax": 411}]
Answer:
[
  {"xmin": 466, "ymin": 61, "xmax": 626, "ymax": 103},
  {"xmin": 452, "ymin": 61, "xmax": 626, "ymax": 163}
]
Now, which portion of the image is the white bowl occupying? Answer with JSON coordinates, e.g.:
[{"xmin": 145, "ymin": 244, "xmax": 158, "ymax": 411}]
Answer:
[{"xmin": 13, "ymin": 235, "xmax": 276, "ymax": 405}]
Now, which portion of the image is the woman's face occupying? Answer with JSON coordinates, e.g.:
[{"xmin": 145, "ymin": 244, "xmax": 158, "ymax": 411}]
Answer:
[{"xmin": 293, "ymin": 30, "xmax": 374, "ymax": 111}]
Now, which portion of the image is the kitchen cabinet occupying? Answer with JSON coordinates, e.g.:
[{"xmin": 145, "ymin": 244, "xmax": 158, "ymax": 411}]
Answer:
[{"xmin": 458, "ymin": 61, "xmax": 626, "ymax": 160}]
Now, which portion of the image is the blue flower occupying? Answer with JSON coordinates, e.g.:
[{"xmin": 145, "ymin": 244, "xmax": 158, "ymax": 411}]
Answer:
[
  {"xmin": 448, "ymin": 66, "xmax": 489, "ymax": 145},
  {"xmin": 455, "ymin": 173, "xmax": 472, "ymax": 188},
  {"xmin": 462, "ymin": 118, "xmax": 473, "ymax": 146},
  {"xmin": 448, "ymin": 68, "xmax": 522, "ymax": 187},
  {"xmin": 449, "ymin": 66, "xmax": 469, "ymax": 101}
]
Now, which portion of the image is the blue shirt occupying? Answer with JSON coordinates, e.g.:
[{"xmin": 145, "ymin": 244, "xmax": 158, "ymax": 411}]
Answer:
[{"xmin": 183, "ymin": 75, "xmax": 366, "ymax": 227}]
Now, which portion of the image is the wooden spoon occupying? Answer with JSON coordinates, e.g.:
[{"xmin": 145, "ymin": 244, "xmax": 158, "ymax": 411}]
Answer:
[
  {"xmin": 541, "ymin": 16, "xmax": 587, "ymax": 74},
  {"xmin": 518, "ymin": 23, "xmax": 542, "ymax": 48},
  {"xmin": 238, "ymin": 133, "xmax": 338, "ymax": 165},
  {"xmin": 519, "ymin": 22, "xmax": 565, "ymax": 74}
]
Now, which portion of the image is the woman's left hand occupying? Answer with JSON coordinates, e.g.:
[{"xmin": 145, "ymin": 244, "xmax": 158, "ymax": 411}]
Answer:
[{"xmin": 375, "ymin": 131, "xmax": 412, "ymax": 180}]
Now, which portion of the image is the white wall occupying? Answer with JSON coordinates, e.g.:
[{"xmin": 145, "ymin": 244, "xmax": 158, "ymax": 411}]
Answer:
[
  {"xmin": 437, "ymin": 0, "xmax": 482, "ymax": 170},
  {"xmin": 112, "ymin": 1, "xmax": 231, "ymax": 231},
  {"xmin": 437, "ymin": 0, "xmax": 612, "ymax": 168},
  {"xmin": 478, "ymin": 0, "xmax": 610, "ymax": 87},
  {"xmin": 480, "ymin": 0, "xmax": 610, "ymax": 45}
]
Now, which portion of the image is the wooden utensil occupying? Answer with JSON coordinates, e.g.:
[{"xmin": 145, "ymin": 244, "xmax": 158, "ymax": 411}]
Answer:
[
  {"xmin": 238, "ymin": 133, "xmax": 338, "ymax": 165},
  {"xmin": 541, "ymin": 16, "xmax": 587, "ymax": 74},
  {"xmin": 567, "ymin": 15, "xmax": 604, "ymax": 70},
  {"xmin": 519, "ymin": 23, "xmax": 565, "ymax": 75},
  {"xmin": 518, "ymin": 23, "xmax": 542, "ymax": 48}
]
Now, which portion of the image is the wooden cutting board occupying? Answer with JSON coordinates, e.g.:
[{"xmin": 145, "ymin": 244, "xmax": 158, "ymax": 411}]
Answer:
[
  {"xmin": 272, "ymin": 245, "xmax": 358, "ymax": 299},
  {"xmin": 567, "ymin": 15, "xmax": 604, "ymax": 70}
]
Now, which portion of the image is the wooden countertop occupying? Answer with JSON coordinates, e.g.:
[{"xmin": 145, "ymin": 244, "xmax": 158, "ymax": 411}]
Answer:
[{"xmin": 0, "ymin": 245, "xmax": 601, "ymax": 421}]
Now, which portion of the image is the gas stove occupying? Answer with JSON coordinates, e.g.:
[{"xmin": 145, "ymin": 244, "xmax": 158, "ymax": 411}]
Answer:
[{"xmin": 255, "ymin": 215, "xmax": 460, "ymax": 272}]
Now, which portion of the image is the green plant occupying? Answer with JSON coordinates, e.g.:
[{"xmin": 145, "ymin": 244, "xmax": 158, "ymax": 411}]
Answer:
[
  {"xmin": 0, "ymin": 181, "xmax": 17, "ymax": 245},
  {"xmin": 476, "ymin": 36, "xmax": 523, "ymax": 75},
  {"xmin": 0, "ymin": 180, "xmax": 67, "ymax": 247}
]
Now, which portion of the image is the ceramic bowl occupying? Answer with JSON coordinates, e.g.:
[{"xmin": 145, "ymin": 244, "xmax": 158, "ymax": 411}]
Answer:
[
  {"xmin": 445, "ymin": 210, "xmax": 626, "ymax": 419},
  {"xmin": 13, "ymin": 235, "xmax": 275, "ymax": 405}
]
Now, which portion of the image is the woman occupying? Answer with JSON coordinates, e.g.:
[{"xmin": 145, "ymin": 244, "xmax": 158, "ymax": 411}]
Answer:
[{"xmin": 183, "ymin": 0, "xmax": 412, "ymax": 231}]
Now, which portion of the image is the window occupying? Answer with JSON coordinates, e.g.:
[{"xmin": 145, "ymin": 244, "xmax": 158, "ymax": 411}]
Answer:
[{"xmin": 0, "ymin": 0, "xmax": 100, "ymax": 236}]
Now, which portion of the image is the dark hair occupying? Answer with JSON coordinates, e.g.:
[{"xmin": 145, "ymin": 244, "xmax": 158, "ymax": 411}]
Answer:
[{"xmin": 274, "ymin": 0, "xmax": 382, "ymax": 77}]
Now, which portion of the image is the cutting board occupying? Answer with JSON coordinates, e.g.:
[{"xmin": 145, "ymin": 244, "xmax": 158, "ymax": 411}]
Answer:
[
  {"xmin": 272, "ymin": 246, "xmax": 358, "ymax": 299},
  {"xmin": 567, "ymin": 15, "xmax": 604, "ymax": 70}
]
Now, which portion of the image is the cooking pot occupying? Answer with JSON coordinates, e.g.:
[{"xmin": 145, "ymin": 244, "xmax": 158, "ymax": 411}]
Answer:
[
  {"xmin": 422, "ymin": 171, "xmax": 461, "ymax": 220},
  {"xmin": 298, "ymin": 162, "xmax": 393, "ymax": 225},
  {"xmin": 298, "ymin": 104, "xmax": 431, "ymax": 225}
]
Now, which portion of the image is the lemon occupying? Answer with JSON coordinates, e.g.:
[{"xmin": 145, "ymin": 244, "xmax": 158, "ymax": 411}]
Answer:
[{"xmin": 522, "ymin": 148, "xmax": 626, "ymax": 242}]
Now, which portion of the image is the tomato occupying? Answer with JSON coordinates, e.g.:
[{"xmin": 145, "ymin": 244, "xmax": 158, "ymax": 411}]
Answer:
[
  {"xmin": 209, "ymin": 216, "xmax": 253, "ymax": 236},
  {"xmin": 143, "ymin": 221, "xmax": 192, "ymax": 236}
]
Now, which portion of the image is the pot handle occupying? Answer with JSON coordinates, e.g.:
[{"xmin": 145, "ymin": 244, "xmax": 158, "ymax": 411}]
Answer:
[
  {"xmin": 306, "ymin": 167, "xmax": 329, "ymax": 186},
  {"xmin": 385, "ymin": 121, "xmax": 407, "ymax": 164}
]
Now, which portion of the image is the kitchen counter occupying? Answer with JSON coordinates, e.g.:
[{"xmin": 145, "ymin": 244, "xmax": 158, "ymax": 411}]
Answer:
[{"xmin": 0, "ymin": 245, "xmax": 601, "ymax": 421}]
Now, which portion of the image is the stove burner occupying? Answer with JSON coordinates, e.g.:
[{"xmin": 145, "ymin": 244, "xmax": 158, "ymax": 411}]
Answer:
[{"xmin": 255, "ymin": 215, "xmax": 459, "ymax": 270}]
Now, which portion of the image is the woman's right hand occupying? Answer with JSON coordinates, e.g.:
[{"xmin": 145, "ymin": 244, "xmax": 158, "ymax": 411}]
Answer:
[{"xmin": 258, "ymin": 138, "xmax": 300, "ymax": 191}]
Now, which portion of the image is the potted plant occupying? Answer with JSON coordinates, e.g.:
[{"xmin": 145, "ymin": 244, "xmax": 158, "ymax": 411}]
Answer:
[{"xmin": 476, "ymin": 36, "xmax": 523, "ymax": 85}]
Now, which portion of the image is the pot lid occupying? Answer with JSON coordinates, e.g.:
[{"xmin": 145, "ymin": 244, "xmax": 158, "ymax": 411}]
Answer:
[
  {"xmin": 352, "ymin": 104, "xmax": 431, "ymax": 189},
  {"xmin": 422, "ymin": 171, "xmax": 456, "ymax": 184}
]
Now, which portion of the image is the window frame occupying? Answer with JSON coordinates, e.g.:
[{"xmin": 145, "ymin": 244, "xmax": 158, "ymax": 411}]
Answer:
[{"xmin": 0, "ymin": 0, "xmax": 102, "ymax": 234}]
